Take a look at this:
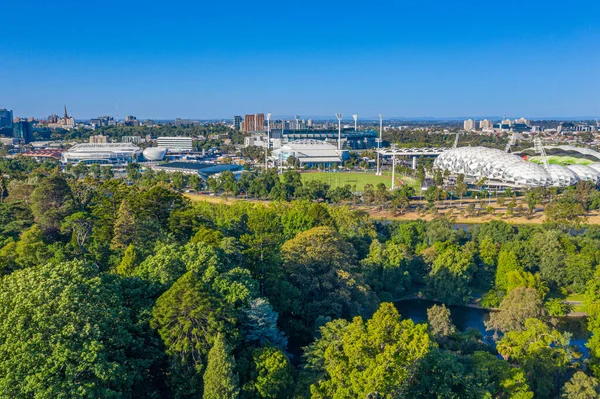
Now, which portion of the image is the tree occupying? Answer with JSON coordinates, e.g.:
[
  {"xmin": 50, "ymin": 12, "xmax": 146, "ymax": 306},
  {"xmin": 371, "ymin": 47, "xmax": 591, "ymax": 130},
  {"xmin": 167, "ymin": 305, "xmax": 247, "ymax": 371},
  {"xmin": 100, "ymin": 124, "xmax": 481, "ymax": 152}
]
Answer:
[
  {"xmin": 116, "ymin": 244, "xmax": 140, "ymax": 276},
  {"xmin": 485, "ymin": 287, "xmax": 547, "ymax": 333},
  {"xmin": 30, "ymin": 173, "xmax": 75, "ymax": 235},
  {"xmin": 427, "ymin": 245, "xmax": 476, "ymax": 305},
  {"xmin": 495, "ymin": 250, "xmax": 522, "ymax": 291},
  {"xmin": 15, "ymin": 224, "xmax": 48, "ymax": 268},
  {"xmin": 248, "ymin": 346, "xmax": 293, "ymax": 399},
  {"xmin": 427, "ymin": 304, "xmax": 457, "ymax": 339},
  {"xmin": 561, "ymin": 371, "xmax": 600, "ymax": 399},
  {"xmin": 0, "ymin": 261, "xmax": 161, "ymax": 398},
  {"xmin": 279, "ymin": 226, "xmax": 377, "ymax": 342},
  {"xmin": 203, "ymin": 333, "xmax": 239, "ymax": 399},
  {"xmin": 126, "ymin": 162, "xmax": 141, "ymax": 181},
  {"xmin": 60, "ymin": 211, "xmax": 93, "ymax": 254},
  {"xmin": 243, "ymin": 298, "xmax": 288, "ymax": 350},
  {"xmin": 111, "ymin": 199, "xmax": 136, "ymax": 250},
  {"xmin": 496, "ymin": 318, "xmax": 575, "ymax": 398},
  {"xmin": 545, "ymin": 196, "xmax": 587, "ymax": 228},
  {"xmin": 308, "ymin": 303, "xmax": 431, "ymax": 398}
]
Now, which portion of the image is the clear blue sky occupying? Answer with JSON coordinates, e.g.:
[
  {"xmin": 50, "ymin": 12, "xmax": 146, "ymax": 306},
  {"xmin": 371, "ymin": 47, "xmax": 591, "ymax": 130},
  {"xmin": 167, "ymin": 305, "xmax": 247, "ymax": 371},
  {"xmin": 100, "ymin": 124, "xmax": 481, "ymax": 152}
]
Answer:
[{"xmin": 2, "ymin": 0, "xmax": 599, "ymax": 120}]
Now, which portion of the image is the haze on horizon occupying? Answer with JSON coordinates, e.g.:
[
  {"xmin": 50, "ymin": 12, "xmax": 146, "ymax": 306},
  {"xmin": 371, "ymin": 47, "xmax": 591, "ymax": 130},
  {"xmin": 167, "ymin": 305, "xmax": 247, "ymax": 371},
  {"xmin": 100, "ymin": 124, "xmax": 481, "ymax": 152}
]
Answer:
[{"xmin": 2, "ymin": 0, "xmax": 599, "ymax": 120}]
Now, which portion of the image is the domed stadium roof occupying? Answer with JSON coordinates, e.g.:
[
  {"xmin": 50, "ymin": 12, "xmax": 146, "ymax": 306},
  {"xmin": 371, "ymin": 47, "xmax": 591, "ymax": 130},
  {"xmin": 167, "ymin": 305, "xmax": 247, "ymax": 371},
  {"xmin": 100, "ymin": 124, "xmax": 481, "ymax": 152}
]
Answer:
[
  {"xmin": 547, "ymin": 164, "xmax": 579, "ymax": 187},
  {"xmin": 143, "ymin": 147, "xmax": 167, "ymax": 161},
  {"xmin": 566, "ymin": 165, "xmax": 600, "ymax": 184},
  {"xmin": 587, "ymin": 163, "xmax": 600, "ymax": 173},
  {"xmin": 434, "ymin": 146, "xmax": 554, "ymax": 187}
]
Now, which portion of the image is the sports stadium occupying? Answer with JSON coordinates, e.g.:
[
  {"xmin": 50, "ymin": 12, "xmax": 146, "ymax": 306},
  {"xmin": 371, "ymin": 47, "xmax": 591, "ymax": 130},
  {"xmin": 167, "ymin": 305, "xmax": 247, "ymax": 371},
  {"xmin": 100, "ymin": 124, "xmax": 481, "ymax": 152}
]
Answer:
[{"xmin": 434, "ymin": 146, "xmax": 600, "ymax": 188}]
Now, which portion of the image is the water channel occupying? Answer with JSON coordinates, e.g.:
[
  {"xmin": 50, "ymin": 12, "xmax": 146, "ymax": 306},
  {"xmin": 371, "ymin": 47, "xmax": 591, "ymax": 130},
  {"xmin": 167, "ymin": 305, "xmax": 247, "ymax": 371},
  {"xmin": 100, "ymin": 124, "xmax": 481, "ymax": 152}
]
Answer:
[{"xmin": 394, "ymin": 299, "xmax": 590, "ymax": 357}]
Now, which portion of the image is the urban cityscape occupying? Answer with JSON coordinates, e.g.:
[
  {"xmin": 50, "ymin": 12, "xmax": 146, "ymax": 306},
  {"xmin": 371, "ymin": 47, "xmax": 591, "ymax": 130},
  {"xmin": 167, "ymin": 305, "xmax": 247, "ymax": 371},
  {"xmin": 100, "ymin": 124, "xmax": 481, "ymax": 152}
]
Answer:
[{"xmin": 2, "ymin": 0, "xmax": 600, "ymax": 397}]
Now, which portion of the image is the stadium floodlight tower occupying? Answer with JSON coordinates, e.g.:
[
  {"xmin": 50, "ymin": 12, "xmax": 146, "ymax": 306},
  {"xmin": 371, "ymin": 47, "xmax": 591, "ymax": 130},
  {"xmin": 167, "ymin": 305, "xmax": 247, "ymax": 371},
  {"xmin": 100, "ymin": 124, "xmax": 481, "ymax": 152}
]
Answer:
[
  {"xmin": 352, "ymin": 114, "xmax": 358, "ymax": 131},
  {"xmin": 265, "ymin": 113, "xmax": 272, "ymax": 170},
  {"xmin": 336, "ymin": 113, "xmax": 343, "ymax": 150},
  {"xmin": 376, "ymin": 113, "xmax": 382, "ymax": 175},
  {"xmin": 294, "ymin": 115, "xmax": 300, "ymax": 130}
]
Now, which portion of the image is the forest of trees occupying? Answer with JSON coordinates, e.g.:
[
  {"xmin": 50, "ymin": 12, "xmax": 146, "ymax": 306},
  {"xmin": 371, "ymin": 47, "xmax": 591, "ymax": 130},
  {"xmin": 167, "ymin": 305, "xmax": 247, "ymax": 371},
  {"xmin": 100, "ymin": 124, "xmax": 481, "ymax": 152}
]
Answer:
[{"xmin": 1, "ymin": 156, "xmax": 600, "ymax": 397}]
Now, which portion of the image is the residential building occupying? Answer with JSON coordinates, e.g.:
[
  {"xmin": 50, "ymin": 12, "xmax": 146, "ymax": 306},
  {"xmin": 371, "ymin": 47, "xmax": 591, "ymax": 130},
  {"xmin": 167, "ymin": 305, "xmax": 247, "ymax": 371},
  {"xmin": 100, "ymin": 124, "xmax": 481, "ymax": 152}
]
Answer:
[
  {"xmin": 463, "ymin": 119, "xmax": 476, "ymax": 131},
  {"xmin": 243, "ymin": 114, "xmax": 255, "ymax": 133},
  {"xmin": 479, "ymin": 119, "xmax": 493, "ymax": 130},
  {"xmin": 255, "ymin": 113, "xmax": 265, "ymax": 131},
  {"xmin": 89, "ymin": 135, "xmax": 108, "ymax": 144}
]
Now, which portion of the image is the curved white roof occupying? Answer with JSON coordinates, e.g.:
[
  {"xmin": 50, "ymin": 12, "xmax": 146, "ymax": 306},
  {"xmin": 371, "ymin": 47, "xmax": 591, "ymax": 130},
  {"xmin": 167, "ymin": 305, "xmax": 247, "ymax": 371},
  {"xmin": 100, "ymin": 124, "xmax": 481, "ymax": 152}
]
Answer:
[
  {"xmin": 143, "ymin": 147, "xmax": 167, "ymax": 161},
  {"xmin": 566, "ymin": 165, "xmax": 600, "ymax": 184},
  {"xmin": 547, "ymin": 164, "xmax": 579, "ymax": 187},
  {"xmin": 434, "ymin": 146, "xmax": 553, "ymax": 187}
]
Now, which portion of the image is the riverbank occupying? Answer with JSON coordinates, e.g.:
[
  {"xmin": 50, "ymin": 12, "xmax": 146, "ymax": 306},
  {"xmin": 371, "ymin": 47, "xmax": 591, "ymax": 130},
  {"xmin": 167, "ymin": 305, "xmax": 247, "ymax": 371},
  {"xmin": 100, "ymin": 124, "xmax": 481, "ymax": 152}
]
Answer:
[{"xmin": 184, "ymin": 193, "xmax": 600, "ymax": 226}]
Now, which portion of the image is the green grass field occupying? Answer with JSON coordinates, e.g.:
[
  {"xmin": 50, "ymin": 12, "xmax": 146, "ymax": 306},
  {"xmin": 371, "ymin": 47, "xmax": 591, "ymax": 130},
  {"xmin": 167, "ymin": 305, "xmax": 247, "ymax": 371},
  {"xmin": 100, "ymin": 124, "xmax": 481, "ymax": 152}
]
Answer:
[
  {"xmin": 300, "ymin": 171, "xmax": 420, "ymax": 192},
  {"xmin": 530, "ymin": 155, "xmax": 592, "ymax": 166}
]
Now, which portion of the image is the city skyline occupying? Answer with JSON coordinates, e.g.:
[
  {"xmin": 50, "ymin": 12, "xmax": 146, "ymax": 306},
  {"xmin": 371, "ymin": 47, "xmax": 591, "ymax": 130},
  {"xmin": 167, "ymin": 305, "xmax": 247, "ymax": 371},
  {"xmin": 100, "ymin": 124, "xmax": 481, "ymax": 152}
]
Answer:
[{"xmin": 3, "ymin": 0, "xmax": 599, "ymax": 118}]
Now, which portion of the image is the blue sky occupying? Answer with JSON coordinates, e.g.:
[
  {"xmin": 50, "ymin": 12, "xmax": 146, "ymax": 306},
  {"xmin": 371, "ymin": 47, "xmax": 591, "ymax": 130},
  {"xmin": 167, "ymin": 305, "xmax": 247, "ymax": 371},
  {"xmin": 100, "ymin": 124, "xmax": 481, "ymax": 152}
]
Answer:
[{"xmin": 2, "ymin": 0, "xmax": 599, "ymax": 119}]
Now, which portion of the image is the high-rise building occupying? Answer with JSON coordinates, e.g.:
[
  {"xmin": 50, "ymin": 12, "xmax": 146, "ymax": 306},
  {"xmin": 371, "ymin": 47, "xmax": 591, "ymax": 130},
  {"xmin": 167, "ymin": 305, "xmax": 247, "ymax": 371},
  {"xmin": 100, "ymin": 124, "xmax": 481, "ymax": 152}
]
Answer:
[
  {"xmin": 463, "ymin": 119, "xmax": 476, "ymax": 131},
  {"xmin": 0, "ymin": 109, "xmax": 13, "ymax": 130},
  {"xmin": 243, "ymin": 114, "xmax": 255, "ymax": 133},
  {"xmin": 157, "ymin": 136, "xmax": 193, "ymax": 152},
  {"xmin": 90, "ymin": 135, "xmax": 108, "ymax": 144},
  {"xmin": 13, "ymin": 119, "xmax": 33, "ymax": 144},
  {"xmin": 255, "ymin": 113, "xmax": 265, "ymax": 131},
  {"xmin": 479, "ymin": 119, "xmax": 493, "ymax": 130},
  {"xmin": 514, "ymin": 117, "xmax": 531, "ymax": 126},
  {"xmin": 233, "ymin": 115, "xmax": 242, "ymax": 130}
]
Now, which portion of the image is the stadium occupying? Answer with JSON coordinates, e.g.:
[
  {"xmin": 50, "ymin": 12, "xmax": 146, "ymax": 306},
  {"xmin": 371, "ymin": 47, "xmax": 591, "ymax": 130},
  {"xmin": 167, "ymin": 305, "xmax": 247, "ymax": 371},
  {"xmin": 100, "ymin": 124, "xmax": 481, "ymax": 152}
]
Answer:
[{"xmin": 434, "ymin": 146, "xmax": 600, "ymax": 188}]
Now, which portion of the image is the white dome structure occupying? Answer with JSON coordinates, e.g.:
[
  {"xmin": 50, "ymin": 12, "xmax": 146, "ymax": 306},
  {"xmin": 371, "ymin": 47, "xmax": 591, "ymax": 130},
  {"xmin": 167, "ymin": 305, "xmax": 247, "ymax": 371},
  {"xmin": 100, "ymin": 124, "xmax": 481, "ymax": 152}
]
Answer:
[
  {"xmin": 143, "ymin": 147, "xmax": 167, "ymax": 161},
  {"xmin": 566, "ymin": 165, "xmax": 600, "ymax": 184},
  {"xmin": 547, "ymin": 164, "xmax": 579, "ymax": 187},
  {"xmin": 434, "ymin": 146, "xmax": 554, "ymax": 187},
  {"xmin": 587, "ymin": 163, "xmax": 600, "ymax": 173}
]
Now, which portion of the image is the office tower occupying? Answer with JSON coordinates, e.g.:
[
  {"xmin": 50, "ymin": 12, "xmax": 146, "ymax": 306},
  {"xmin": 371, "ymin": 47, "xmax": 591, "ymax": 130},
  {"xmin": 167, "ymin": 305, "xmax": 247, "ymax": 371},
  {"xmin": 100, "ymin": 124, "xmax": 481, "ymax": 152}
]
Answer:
[
  {"xmin": 479, "ymin": 119, "xmax": 493, "ymax": 130},
  {"xmin": 13, "ymin": 119, "xmax": 33, "ymax": 144},
  {"xmin": 255, "ymin": 113, "xmax": 265, "ymax": 131},
  {"xmin": 243, "ymin": 114, "xmax": 255, "ymax": 133},
  {"xmin": 463, "ymin": 119, "xmax": 476, "ymax": 131},
  {"xmin": 233, "ymin": 115, "xmax": 242, "ymax": 130},
  {"xmin": 0, "ymin": 109, "xmax": 13, "ymax": 129}
]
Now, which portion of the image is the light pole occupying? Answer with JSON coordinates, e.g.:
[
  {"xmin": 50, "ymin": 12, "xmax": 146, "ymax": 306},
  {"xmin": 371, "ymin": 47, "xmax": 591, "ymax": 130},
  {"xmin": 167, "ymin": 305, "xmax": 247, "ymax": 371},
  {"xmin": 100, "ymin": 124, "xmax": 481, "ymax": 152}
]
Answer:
[
  {"xmin": 377, "ymin": 113, "xmax": 382, "ymax": 175},
  {"xmin": 391, "ymin": 155, "xmax": 396, "ymax": 190},
  {"xmin": 336, "ymin": 113, "xmax": 343, "ymax": 150},
  {"xmin": 265, "ymin": 113, "xmax": 272, "ymax": 170}
]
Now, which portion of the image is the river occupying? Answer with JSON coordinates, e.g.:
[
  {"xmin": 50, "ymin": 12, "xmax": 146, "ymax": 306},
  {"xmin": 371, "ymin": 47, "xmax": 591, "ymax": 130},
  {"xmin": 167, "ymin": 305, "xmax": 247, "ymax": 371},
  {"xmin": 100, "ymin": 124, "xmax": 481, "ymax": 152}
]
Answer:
[{"xmin": 394, "ymin": 299, "xmax": 590, "ymax": 357}]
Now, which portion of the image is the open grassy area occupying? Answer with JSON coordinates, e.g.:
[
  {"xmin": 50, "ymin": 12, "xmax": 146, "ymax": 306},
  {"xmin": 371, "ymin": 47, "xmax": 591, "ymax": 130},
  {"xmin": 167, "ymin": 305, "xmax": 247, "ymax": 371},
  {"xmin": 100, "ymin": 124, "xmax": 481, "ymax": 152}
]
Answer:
[{"xmin": 300, "ymin": 171, "xmax": 419, "ymax": 192}]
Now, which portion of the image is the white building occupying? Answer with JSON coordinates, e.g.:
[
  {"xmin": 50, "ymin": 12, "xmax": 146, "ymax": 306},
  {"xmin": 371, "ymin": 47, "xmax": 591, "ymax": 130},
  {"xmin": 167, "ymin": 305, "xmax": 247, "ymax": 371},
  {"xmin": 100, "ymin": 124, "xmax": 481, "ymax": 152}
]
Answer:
[
  {"xmin": 271, "ymin": 139, "xmax": 349, "ymax": 168},
  {"xmin": 61, "ymin": 143, "xmax": 142, "ymax": 165},
  {"xmin": 157, "ymin": 136, "xmax": 193, "ymax": 152},
  {"xmin": 463, "ymin": 119, "xmax": 476, "ymax": 131}
]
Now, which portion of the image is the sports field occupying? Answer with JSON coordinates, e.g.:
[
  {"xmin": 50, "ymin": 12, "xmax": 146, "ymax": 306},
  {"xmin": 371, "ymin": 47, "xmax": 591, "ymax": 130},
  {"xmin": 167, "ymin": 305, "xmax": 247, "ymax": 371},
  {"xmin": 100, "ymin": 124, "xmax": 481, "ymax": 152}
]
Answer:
[
  {"xmin": 529, "ymin": 155, "xmax": 592, "ymax": 166},
  {"xmin": 300, "ymin": 171, "xmax": 419, "ymax": 192}
]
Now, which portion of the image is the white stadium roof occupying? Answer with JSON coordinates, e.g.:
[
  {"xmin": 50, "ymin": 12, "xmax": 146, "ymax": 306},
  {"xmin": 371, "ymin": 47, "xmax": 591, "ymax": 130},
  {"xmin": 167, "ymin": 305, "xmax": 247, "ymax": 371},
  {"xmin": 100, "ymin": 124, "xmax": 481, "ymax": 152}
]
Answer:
[{"xmin": 434, "ymin": 146, "xmax": 588, "ymax": 187}]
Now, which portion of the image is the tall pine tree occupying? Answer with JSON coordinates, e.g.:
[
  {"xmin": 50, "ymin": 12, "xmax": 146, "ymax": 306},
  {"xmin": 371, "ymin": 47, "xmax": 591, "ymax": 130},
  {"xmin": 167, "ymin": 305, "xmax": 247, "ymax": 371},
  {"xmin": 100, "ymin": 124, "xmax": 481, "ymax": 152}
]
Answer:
[
  {"xmin": 111, "ymin": 199, "xmax": 135, "ymax": 250},
  {"xmin": 203, "ymin": 333, "xmax": 239, "ymax": 399}
]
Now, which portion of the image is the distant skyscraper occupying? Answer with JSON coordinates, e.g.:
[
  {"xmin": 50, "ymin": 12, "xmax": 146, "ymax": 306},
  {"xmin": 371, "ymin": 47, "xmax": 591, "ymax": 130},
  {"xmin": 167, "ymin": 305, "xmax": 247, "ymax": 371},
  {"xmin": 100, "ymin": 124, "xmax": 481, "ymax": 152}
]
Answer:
[
  {"xmin": 13, "ymin": 119, "xmax": 33, "ymax": 144},
  {"xmin": 463, "ymin": 119, "xmax": 476, "ymax": 131},
  {"xmin": 233, "ymin": 115, "xmax": 242, "ymax": 130},
  {"xmin": 243, "ymin": 114, "xmax": 255, "ymax": 133},
  {"xmin": 255, "ymin": 113, "xmax": 265, "ymax": 131},
  {"xmin": 479, "ymin": 119, "xmax": 493, "ymax": 130},
  {"xmin": 0, "ymin": 109, "xmax": 13, "ymax": 130}
]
